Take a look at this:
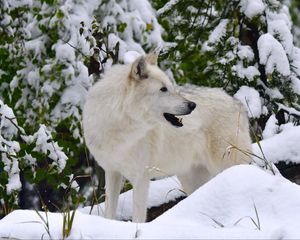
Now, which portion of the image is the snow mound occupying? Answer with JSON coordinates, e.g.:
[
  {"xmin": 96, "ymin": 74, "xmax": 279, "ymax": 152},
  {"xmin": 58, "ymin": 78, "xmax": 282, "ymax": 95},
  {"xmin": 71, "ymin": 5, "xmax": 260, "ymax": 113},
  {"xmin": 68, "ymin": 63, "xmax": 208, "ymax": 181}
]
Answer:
[{"xmin": 1, "ymin": 165, "xmax": 300, "ymax": 239}]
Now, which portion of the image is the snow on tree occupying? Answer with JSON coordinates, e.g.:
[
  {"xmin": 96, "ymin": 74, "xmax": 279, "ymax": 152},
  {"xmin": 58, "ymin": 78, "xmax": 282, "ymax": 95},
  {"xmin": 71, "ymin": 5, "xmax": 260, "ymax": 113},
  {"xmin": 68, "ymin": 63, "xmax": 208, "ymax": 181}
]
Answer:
[
  {"xmin": 155, "ymin": 0, "xmax": 300, "ymax": 139},
  {"xmin": 1, "ymin": 0, "xmax": 100, "ymax": 141},
  {"xmin": 0, "ymin": 0, "xmax": 300, "ymax": 224},
  {"xmin": 289, "ymin": 0, "xmax": 300, "ymax": 47},
  {"xmin": 0, "ymin": 100, "xmax": 21, "ymax": 215},
  {"xmin": 92, "ymin": 0, "xmax": 163, "ymax": 67},
  {"xmin": 0, "ymin": 0, "xmax": 100, "ymax": 215},
  {"xmin": 0, "ymin": 0, "xmax": 164, "ymax": 216},
  {"xmin": 0, "ymin": 100, "xmax": 73, "ymax": 217}
]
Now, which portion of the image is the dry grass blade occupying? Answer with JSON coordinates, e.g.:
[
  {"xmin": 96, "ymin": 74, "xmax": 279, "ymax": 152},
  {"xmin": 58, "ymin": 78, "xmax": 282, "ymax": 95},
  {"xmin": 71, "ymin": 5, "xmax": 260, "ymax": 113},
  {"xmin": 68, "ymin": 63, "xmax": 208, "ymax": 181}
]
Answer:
[
  {"xmin": 199, "ymin": 212, "xmax": 225, "ymax": 228},
  {"xmin": 33, "ymin": 208, "xmax": 51, "ymax": 239},
  {"xmin": 233, "ymin": 216, "xmax": 260, "ymax": 230},
  {"xmin": 33, "ymin": 191, "xmax": 52, "ymax": 239},
  {"xmin": 253, "ymin": 201, "xmax": 261, "ymax": 230},
  {"xmin": 226, "ymin": 141, "xmax": 276, "ymax": 175},
  {"xmin": 62, "ymin": 201, "xmax": 79, "ymax": 239},
  {"xmin": 233, "ymin": 202, "xmax": 261, "ymax": 230},
  {"xmin": 243, "ymin": 97, "xmax": 276, "ymax": 175},
  {"xmin": 134, "ymin": 223, "xmax": 141, "ymax": 238},
  {"xmin": 165, "ymin": 188, "xmax": 187, "ymax": 200}
]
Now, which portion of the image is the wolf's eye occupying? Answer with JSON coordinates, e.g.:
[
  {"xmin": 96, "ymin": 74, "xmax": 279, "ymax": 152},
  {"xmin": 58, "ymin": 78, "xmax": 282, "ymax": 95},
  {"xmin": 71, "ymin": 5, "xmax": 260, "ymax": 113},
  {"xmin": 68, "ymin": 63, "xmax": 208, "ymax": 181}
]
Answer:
[{"xmin": 160, "ymin": 87, "xmax": 168, "ymax": 92}]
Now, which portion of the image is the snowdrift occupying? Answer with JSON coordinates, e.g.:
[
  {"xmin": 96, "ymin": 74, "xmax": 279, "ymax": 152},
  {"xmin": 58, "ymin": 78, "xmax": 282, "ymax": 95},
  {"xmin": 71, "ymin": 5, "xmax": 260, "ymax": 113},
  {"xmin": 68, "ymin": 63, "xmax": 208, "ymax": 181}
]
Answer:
[{"xmin": 1, "ymin": 165, "xmax": 300, "ymax": 239}]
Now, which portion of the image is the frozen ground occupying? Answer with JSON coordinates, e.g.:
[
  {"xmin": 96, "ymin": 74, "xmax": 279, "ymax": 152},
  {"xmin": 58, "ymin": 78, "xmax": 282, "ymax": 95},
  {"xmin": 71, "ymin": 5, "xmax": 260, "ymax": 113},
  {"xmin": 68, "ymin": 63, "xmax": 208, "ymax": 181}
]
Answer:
[{"xmin": 1, "ymin": 126, "xmax": 300, "ymax": 239}]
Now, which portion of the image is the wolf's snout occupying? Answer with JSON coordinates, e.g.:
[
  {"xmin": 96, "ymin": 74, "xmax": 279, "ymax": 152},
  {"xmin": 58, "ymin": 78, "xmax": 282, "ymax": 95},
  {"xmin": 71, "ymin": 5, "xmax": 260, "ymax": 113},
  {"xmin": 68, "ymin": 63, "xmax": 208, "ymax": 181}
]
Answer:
[{"xmin": 188, "ymin": 101, "xmax": 196, "ymax": 111}]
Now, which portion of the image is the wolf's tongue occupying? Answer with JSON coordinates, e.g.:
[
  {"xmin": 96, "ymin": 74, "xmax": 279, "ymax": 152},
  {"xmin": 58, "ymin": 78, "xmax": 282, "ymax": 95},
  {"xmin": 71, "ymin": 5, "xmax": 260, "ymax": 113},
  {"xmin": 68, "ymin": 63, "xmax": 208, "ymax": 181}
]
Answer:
[{"xmin": 163, "ymin": 113, "xmax": 183, "ymax": 127}]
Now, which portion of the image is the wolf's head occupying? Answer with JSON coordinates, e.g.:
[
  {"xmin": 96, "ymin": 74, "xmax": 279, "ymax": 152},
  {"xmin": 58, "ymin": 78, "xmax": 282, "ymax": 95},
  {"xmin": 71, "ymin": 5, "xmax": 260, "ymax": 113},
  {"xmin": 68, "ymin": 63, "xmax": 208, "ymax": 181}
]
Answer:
[{"xmin": 128, "ymin": 53, "xmax": 196, "ymax": 127}]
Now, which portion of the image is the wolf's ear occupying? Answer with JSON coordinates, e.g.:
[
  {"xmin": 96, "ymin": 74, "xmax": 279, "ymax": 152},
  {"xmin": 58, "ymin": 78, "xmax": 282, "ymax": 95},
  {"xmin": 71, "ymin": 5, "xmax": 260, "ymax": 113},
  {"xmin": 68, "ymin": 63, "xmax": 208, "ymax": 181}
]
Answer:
[
  {"xmin": 130, "ymin": 56, "xmax": 148, "ymax": 80},
  {"xmin": 145, "ymin": 53, "xmax": 158, "ymax": 65}
]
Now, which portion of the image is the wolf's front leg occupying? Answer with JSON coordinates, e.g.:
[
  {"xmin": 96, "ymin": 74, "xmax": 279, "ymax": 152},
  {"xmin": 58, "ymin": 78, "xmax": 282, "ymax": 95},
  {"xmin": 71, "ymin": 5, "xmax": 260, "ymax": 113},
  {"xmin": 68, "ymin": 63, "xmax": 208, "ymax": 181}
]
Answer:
[
  {"xmin": 132, "ymin": 176, "xmax": 150, "ymax": 222},
  {"xmin": 105, "ymin": 171, "xmax": 123, "ymax": 220}
]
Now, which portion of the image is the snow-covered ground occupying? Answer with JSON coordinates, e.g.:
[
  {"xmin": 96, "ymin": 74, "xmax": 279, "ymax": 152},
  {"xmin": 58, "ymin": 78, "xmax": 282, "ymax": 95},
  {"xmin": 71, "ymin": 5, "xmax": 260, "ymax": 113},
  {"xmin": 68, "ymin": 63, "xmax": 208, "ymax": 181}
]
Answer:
[
  {"xmin": 1, "ymin": 126, "xmax": 300, "ymax": 239},
  {"xmin": 1, "ymin": 165, "xmax": 300, "ymax": 239}
]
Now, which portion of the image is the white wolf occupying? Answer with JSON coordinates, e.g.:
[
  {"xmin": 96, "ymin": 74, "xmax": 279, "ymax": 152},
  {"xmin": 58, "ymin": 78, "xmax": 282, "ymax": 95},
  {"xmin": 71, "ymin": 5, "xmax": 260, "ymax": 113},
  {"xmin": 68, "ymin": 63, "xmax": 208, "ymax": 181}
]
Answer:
[{"xmin": 83, "ymin": 53, "xmax": 252, "ymax": 223}]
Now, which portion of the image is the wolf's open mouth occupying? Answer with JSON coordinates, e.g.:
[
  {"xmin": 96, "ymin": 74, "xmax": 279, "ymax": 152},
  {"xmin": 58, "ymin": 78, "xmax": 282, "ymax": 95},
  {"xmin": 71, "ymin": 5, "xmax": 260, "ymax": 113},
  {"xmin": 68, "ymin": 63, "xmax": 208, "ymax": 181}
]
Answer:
[{"xmin": 163, "ymin": 113, "xmax": 183, "ymax": 127}]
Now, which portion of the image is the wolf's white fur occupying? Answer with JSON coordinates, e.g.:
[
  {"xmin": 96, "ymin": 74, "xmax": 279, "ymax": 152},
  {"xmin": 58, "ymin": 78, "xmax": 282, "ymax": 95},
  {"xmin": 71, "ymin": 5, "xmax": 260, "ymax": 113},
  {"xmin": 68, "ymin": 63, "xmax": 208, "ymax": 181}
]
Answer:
[{"xmin": 83, "ymin": 54, "xmax": 252, "ymax": 222}]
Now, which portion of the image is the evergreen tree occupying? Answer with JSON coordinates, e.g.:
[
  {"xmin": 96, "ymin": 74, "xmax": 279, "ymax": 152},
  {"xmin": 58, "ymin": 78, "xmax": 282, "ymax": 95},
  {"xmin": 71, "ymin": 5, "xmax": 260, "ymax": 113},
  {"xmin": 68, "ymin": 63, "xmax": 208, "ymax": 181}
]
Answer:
[
  {"xmin": 0, "ymin": 0, "xmax": 164, "ymax": 217},
  {"xmin": 0, "ymin": 0, "xmax": 99, "ymax": 215},
  {"xmin": 290, "ymin": 0, "xmax": 300, "ymax": 47},
  {"xmin": 154, "ymin": 0, "xmax": 300, "ymax": 139},
  {"xmin": 94, "ymin": 0, "xmax": 163, "ymax": 62}
]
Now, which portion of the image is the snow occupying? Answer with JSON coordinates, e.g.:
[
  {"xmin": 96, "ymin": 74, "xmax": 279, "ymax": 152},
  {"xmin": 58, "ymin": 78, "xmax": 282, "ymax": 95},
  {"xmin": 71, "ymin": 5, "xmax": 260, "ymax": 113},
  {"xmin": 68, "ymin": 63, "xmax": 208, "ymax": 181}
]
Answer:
[
  {"xmin": 239, "ymin": 0, "xmax": 265, "ymax": 19},
  {"xmin": 24, "ymin": 37, "xmax": 46, "ymax": 59},
  {"xmin": 257, "ymin": 33, "xmax": 290, "ymax": 76},
  {"xmin": 0, "ymin": 100, "xmax": 19, "ymax": 139},
  {"xmin": 253, "ymin": 126, "xmax": 300, "ymax": 164},
  {"xmin": 2, "ymin": 165, "xmax": 300, "ymax": 239},
  {"xmin": 234, "ymin": 86, "xmax": 262, "ymax": 118},
  {"xmin": 27, "ymin": 70, "xmax": 40, "ymax": 87},
  {"xmin": 30, "ymin": 125, "xmax": 68, "ymax": 172},
  {"xmin": 262, "ymin": 114, "xmax": 278, "ymax": 139},
  {"xmin": 232, "ymin": 65, "xmax": 260, "ymax": 81},
  {"xmin": 291, "ymin": 75, "xmax": 300, "ymax": 95},
  {"xmin": 292, "ymin": 54, "xmax": 300, "ymax": 77},
  {"xmin": 99, "ymin": 0, "xmax": 164, "ymax": 62},
  {"xmin": 79, "ymin": 176, "xmax": 184, "ymax": 220},
  {"xmin": 265, "ymin": 87, "xmax": 284, "ymax": 99},
  {"xmin": 1, "ymin": 115, "xmax": 300, "ymax": 238},
  {"xmin": 5, "ymin": 173, "xmax": 22, "ymax": 195},
  {"xmin": 268, "ymin": 19, "xmax": 293, "ymax": 56},
  {"xmin": 129, "ymin": 0, "xmax": 155, "ymax": 24},
  {"xmin": 1, "ymin": 0, "xmax": 300, "ymax": 238},
  {"xmin": 277, "ymin": 103, "xmax": 300, "ymax": 117},
  {"xmin": 207, "ymin": 19, "xmax": 229, "ymax": 45},
  {"xmin": 157, "ymin": 0, "xmax": 179, "ymax": 15},
  {"xmin": 1, "ymin": 119, "xmax": 300, "ymax": 238},
  {"xmin": 60, "ymin": 84, "xmax": 87, "ymax": 106},
  {"xmin": 54, "ymin": 42, "xmax": 76, "ymax": 63},
  {"xmin": 0, "ymin": 100, "xmax": 22, "ymax": 195},
  {"xmin": 266, "ymin": 6, "xmax": 292, "ymax": 32},
  {"xmin": 123, "ymin": 50, "xmax": 141, "ymax": 64},
  {"xmin": 237, "ymin": 45, "xmax": 255, "ymax": 61},
  {"xmin": 290, "ymin": 48, "xmax": 300, "ymax": 93}
]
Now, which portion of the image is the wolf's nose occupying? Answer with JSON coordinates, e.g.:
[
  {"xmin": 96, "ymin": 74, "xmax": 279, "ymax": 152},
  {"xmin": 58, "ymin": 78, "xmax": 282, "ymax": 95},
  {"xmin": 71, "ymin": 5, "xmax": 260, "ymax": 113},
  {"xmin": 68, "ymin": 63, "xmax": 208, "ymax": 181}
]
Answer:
[{"xmin": 188, "ymin": 101, "xmax": 196, "ymax": 111}]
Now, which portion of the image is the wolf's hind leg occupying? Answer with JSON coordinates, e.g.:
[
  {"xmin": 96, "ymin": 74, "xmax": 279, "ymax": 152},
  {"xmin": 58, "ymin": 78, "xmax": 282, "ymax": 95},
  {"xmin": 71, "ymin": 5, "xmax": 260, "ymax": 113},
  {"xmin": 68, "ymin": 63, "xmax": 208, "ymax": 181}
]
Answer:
[
  {"xmin": 177, "ymin": 165, "xmax": 211, "ymax": 195},
  {"xmin": 105, "ymin": 171, "xmax": 123, "ymax": 220}
]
